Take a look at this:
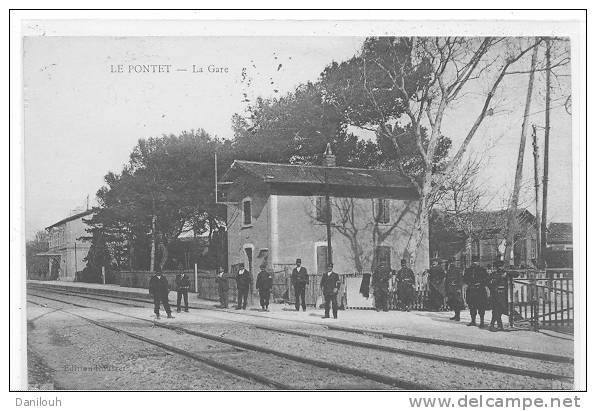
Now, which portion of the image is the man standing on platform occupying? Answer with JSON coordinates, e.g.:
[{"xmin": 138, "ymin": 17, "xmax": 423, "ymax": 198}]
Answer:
[
  {"xmin": 445, "ymin": 257, "xmax": 465, "ymax": 321},
  {"xmin": 291, "ymin": 258, "xmax": 309, "ymax": 311},
  {"xmin": 148, "ymin": 267, "xmax": 174, "ymax": 319},
  {"xmin": 463, "ymin": 255, "xmax": 489, "ymax": 328},
  {"xmin": 320, "ymin": 263, "xmax": 340, "ymax": 319},
  {"xmin": 428, "ymin": 258, "xmax": 446, "ymax": 310},
  {"xmin": 396, "ymin": 259, "xmax": 416, "ymax": 311},
  {"xmin": 175, "ymin": 272, "xmax": 191, "ymax": 313},
  {"xmin": 215, "ymin": 266, "xmax": 229, "ymax": 308},
  {"xmin": 488, "ymin": 260, "xmax": 508, "ymax": 331},
  {"xmin": 235, "ymin": 263, "xmax": 251, "ymax": 310},
  {"xmin": 371, "ymin": 260, "xmax": 391, "ymax": 311},
  {"xmin": 256, "ymin": 263, "xmax": 273, "ymax": 311}
]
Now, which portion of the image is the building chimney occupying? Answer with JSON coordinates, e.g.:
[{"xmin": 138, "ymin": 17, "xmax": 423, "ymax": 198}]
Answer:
[{"xmin": 323, "ymin": 143, "xmax": 336, "ymax": 167}]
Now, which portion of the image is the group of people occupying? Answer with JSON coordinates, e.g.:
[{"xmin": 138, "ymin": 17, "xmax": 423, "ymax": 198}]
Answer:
[
  {"xmin": 368, "ymin": 256, "xmax": 510, "ymax": 332},
  {"xmin": 214, "ymin": 258, "xmax": 341, "ymax": 319},
  {"xmin": 148, "ymin": 255, "xmax": 510, "ymax": 332},
  {"xmin": 148, "ymin": 267, "xmax": 191, "ymax": 319}
]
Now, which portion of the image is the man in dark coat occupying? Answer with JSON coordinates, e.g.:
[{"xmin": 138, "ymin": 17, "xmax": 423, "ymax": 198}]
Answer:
[
  {"xmin": 371, "ymin": 261, "xmax": 391, "ymax": 312},
  {"xmin": 488, "ymin": 261, "xmax": 508, "ymax": 331},
  {"xmin": 396, "ymin": 259, "xmax": 416, "ymax": 311},
  {"xmin": 320, "ymin": 263, "xmax": 340, "ymax": 319},
  {"xmin": 427, "ymin": 258, "xmax": 446, "ymax": 311},
  {"xmin": 255, "ymin": 263, "xmax": 273, "ymax": 311},
  {"xmin": 235, "ymin": 263, "xmax": 252, "ymax": 310},
  {"xmin": 148, "ymin": 268, "xmax": 173, "ymax": 319},
  {"xmin": 215, "ymin": 266, "xmax": 229, "ymax": 308},
  {"xmin": 291, "ymin": 258, "xmax": 309, "ymax": 311},
  {"xmin": 175, "ymin": 272, "xmax": 191, "ymax": 313},
  {"xmin": 463, "ymin": 256, "xmax": 489, "ymax": 327},
  {"xmin": 445, "ymin": 257, "xmax": 465, "ymax": 321}
]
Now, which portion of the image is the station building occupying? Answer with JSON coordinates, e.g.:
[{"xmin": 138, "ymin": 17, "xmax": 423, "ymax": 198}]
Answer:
[
  {"xmin": 218, "ymin": 146, "xmax": 429, "ymax": 277},
  {"xmin": 39, "ymin": 208, "xmax": 93, "ymax": 281}
]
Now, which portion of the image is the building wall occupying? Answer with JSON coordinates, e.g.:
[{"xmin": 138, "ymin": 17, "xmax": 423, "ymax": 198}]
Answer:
[
  {"xmin": 459, "ymin": 228, "xmax": 538, "ymax": 268},
  {"xmin": 226, "ymin": 191, "xmax": 271, "ymax": 275},
  {"xmin": 227, "ymin": 193, "xmax": 429, "ymax": 275},
  {"xmin": 47, "ymin": 217, "xmax": 91, "ymax": 281}
]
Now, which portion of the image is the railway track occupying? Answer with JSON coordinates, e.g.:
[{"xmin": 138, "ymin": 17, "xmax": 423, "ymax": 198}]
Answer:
[
  {"xmin": 27, "ymin": 284, "xmax": 573, "ymax": 364},
  {"xmin": 27, "ymin": 299, "xmax": 290, "ymax": 390},
  {"xmin": 27, "ymin": 292, "xmax": 426, "ymax": 390},
  {"xmin": 28, "ymin": 286, "xmax": 573, "ymax": 386}
]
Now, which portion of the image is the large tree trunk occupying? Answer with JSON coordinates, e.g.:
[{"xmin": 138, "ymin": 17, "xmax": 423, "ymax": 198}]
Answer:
[
  {"xmin": 505, "ymin": 42, "xmax": 539, "ymax": 266},
  {"xmin": 406, "ymin": 181, "xmax": 431, "ymax": 271},
  {"xmin": 159, "ymin": 237, "xmax": 168, "ymax": 271}
]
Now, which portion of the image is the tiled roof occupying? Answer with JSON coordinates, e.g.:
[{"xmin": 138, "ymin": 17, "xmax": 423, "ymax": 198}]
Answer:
[
  {"xmin": 461, "ymin": 209, "xmax": 535, "ymax": 231},
  {"xmin": 46, "ymin": 209, "xmax": 94, "ymax": 230},
  {"xmin": 225, "ymin": 160, "xmax": 413, "ymax": 189},
  {"xmin": 435, "ymin": 208, "xmax": 535, "ymax": 236},
  {"xmin": 547, "ymin": 222, "xmax": 573, "ymax": 243}
]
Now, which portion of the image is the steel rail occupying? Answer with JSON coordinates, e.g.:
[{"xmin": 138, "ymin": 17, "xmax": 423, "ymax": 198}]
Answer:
[
  {"xmin": 251, "ymin": 325, "xmax": 572, "ymax": 382},
  {"xmin": 27, "ymin": 299, "xmax": 292, "ymax": 390},
  {"xmin": 28, "ymin": 284, "xmax": 574, "ymax": 364},
  {"xmin": 27, "ymin": 292, "xmax": 423, "ymax": 390},
  {"xmin": 29, "ymin": 287, "xmax": 572, "ymax": 380}
]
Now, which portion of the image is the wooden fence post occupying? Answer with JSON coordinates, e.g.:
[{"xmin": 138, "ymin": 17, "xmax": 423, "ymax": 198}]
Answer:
[{"xmin": 194, "ymin": 263, "xmax": 198, "ymax": 293}]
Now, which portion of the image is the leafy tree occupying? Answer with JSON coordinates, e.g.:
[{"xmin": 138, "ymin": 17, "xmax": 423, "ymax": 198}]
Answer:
[
  {"xmin": 232, "ymin": 82, "xmax": 379, "ymax": 167},
  {"xmin": 85, "ymin": 129, "xmax": 233, "ymax": 272},
  {"xmin": 26, "ymin": 230, "xmax": 49, "ymax": 279}
]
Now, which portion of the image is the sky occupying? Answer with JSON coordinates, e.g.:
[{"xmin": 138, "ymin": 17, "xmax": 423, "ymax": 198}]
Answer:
[{"xmin": 23, "ymin": 36, "xmax": 573, "ymax": 239}]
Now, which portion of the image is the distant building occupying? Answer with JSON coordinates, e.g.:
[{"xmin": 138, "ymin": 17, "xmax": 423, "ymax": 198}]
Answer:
[
  {"xmin": 545, "ymin": 222, "xmax": 573, "ymax": 268},
  {"xmin": 39, "ymin": 209, "xmax": 93, "ymax": 281},
  {"xmin": 430, "ymin": 209, "xmax": 538, "ymax": 268},
  {"xmin": 546, "ymin": 222, "xmax": 573, "ymax": 251},
  {"xmin": 218, "ymin": 146, "xmax": 428, "ymax": 276}
]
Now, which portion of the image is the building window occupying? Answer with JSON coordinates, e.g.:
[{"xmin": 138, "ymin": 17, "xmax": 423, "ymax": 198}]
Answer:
[
  {"xmin": 374, "ymin": 199, "xmax": 390, "ymax": 224},
  {"xmin": 315, "ymin": 196, "xmax": 331, "ymax": 223},
  {"xmin": 530, "ymin": 238, "xmax": 537, "ymax": 259},
  {"xmin": 243, "ymin": 199, "xmax": 252, "ymax": 225}
]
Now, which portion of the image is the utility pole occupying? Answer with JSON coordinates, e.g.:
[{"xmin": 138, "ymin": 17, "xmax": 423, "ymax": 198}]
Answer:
[
  {"xmin": 323, "ymin": 143, "xmax": 334, "ymax": 266},
  {"xmin": 505, "ymin": 42, "xmax": 539, "ymax": 267},
  {"xmin": 325, "ymin": 171, "xmax": 333, "ymax": 266},
  {"xmin": 532, "ymin": 125, "xmax": 541, "ymax": 265},
  {"xmin": 541, "ymin": 39, "xmax": 552, "ymax": 268},
  {"xmin": 150, "ymin": 211, "xmax": 157, "ymax": 272}
]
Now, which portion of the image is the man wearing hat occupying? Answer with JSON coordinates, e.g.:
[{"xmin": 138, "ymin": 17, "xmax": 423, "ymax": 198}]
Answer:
[
  {"xmin": 255, "ymin": 263, "xmax": 273, "ymax": 311},
  {"xmin": 291, "ymin": 258, "xmax": 309, "ymax": 311},
  {"xmin": 396, "ymin": 259, "xmax": 415, "ymax": 311},
  {"xmin": 215, "ymin": 266, "xmax": 229, "ymax": 308},
  {"xmin": 320, "ymin": 262, "xmax": 340, "ymax": 319},
  {"xmin": 445, "ymin": 257, "xmax": 465, "ymax": 321},
  {"xmin": 463, "ymin": 255, "xmax": 489, "ymax": 327},
  {"xmin": 371, "ymin": 260, "xmax": 391, "ymax": 312},
  {"xmin": 488, "ymin": 260, "xmax": 508, "ymax": 331},
  {"xmin": 175, "ymin": 271, "xmax": 191, "ymax": 313},
  {"xmin": 148, "ymin": 267, "xmax": 174, "ymax": 319},
  {"xmin": 427, "ymin": 257, "xmax": 446, "ymax": 311},
  {"xmin": 235, "ymin": 262, "xmax": 252, "ymax": 310}
]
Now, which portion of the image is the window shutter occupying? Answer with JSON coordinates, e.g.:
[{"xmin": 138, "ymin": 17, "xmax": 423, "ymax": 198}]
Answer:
[{"xmin": 243, "ymin": 200, "xmax": 252, "ymax": 225}]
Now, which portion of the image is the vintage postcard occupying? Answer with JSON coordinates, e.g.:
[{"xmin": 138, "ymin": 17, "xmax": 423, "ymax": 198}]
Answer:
[{"xmin": 10, "ymin": 10, "xmax": 586, "ymax": 403}]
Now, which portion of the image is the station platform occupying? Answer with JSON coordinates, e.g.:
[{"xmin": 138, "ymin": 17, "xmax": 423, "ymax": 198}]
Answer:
[{"xmin": 26, "ymin": 279, "xmax": 575, "ymax": 359}]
